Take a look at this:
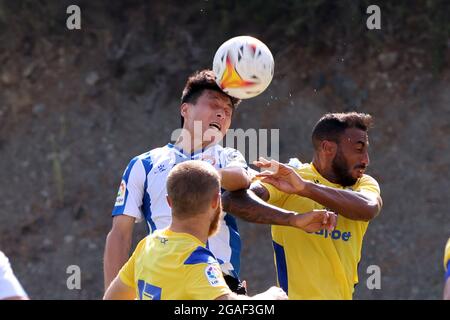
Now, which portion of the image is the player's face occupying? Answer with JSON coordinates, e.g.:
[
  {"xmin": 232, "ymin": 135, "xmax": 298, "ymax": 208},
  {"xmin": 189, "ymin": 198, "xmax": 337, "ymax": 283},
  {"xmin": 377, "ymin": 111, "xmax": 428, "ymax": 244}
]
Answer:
[
  {"xmin": 186, "ymin": 90, "xmax": 234, "ymax": 143},
  {"xmin": 332, "ymin": 128, "xmax": 370, "ymax": 187}
]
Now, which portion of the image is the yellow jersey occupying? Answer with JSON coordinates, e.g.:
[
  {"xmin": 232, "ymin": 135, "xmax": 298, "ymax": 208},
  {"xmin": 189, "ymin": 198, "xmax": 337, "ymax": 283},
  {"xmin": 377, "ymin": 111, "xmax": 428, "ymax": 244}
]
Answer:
[
  {"xmin": 444, "ymin": 238, "xmax": 450, "ymax": 274},
  {"xmin": 119, "ymin": 229, "xmax": 232, "ymax": 300},
  {"xmin": 263, "ymin": 161, "xmax": 381, "ymax": 300}
]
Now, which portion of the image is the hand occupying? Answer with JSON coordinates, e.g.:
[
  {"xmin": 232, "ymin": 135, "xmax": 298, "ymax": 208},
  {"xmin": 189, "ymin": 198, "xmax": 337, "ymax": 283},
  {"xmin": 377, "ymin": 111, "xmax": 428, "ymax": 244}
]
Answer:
[
  {"xmin": 265, "ymin": 286, "xmax": 288, "ymax": 300},
  {"xmin": 290, "ymin": 209, "xmax": 337, "ymax": 233},
  {"xmin": 254, "ymin": 157, "xmax": 306, "ymax": 195}
]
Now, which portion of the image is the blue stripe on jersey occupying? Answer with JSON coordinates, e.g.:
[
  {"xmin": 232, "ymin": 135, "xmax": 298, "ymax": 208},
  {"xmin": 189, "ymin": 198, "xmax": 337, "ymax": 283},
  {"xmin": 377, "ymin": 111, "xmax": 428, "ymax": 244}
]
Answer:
[
  {"xmin": 446, "ymin": 261, "xmax": 450, "ymax": 281},
  {"xmin": 272, "ymin": 240, "xmax": 288, "ymax": 295},
  {"xmin": 112, "ymin": 157, "xmax": 139, "ymax": 216},
  {"xmin": 184, "ymin": 246, "xmax": 217, "ymax": 265},
  {"xmin": 137, "ymin": 280, "xmax": 162, "ymax": 300},
  {"xmin": 223, "ymin": 213, "xmax": 241, "ymax": 278},
  {"xmin": 141, "ymin": 154, "xmax": 155, "ymax": 233}
]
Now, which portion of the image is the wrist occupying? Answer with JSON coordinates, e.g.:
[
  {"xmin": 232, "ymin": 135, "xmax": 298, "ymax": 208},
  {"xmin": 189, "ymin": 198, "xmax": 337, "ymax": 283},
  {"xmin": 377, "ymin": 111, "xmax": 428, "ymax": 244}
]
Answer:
[
  {"xmin": 297, "ymin": 180, "xmax": 312, "ymax": 197},
  {"xmin": 287, "ymin": 211, "xmax": 298, "ymax": 227}
]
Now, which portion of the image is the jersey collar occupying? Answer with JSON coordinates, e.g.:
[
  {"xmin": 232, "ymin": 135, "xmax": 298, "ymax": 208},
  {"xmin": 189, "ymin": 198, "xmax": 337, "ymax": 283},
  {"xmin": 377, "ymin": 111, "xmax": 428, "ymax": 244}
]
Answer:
[
  {"xmin": 167, "ymin": 142, "xmax": 216, "ymax": 158},
  {"xmin": 309, "ymin": 162, "xmax": 348, "ymax": 189}
]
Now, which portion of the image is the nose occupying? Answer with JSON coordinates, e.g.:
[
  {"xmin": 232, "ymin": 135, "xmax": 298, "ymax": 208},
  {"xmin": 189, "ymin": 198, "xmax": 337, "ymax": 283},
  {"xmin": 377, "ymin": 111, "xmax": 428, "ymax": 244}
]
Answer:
[
  {"xmin": 216, "ymin": 109, "xmax": 225, "ymax": 119},
  {"xmin": 361, "ymin": 152, "xmax": 370, "ymax": 167}
]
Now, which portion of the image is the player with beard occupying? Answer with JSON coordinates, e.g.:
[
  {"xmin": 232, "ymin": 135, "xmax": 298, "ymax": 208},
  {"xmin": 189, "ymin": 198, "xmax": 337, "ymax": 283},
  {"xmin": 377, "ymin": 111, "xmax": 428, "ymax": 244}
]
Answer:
[
  {"xmin": 104, "ymin": 161, "xmax": 288, "ymax": 300},
  {"xmin": 223, "ymin": 112, "xmax": 383, "ymax": 299}
]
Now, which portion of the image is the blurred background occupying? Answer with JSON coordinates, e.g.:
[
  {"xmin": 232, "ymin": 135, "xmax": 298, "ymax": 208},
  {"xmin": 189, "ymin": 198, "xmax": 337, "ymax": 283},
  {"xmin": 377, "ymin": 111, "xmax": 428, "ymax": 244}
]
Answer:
[{"xmin": 0, "ymin": 0, "xmax": 449, "ymax": 299}]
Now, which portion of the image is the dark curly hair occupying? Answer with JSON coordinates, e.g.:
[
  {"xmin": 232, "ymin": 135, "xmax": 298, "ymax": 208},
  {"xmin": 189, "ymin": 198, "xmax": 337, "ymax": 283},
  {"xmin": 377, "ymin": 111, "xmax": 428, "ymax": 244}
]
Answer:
[{"xmin": 312, "ymin": 112, "xmax": 373, "ymax": 149}]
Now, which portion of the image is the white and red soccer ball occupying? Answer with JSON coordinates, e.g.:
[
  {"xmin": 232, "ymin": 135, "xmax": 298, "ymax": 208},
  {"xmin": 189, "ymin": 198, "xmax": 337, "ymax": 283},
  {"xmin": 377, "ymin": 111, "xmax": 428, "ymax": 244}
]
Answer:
[{"xmin": 213, "ymin": 36, "xmax": 274, "ymax": 99}]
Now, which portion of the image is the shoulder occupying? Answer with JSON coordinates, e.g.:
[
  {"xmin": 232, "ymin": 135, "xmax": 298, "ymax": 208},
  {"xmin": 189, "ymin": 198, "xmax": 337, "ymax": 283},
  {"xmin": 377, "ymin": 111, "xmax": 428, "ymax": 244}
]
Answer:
[
  {"xmin": 219, "ymin": 147, "xmax": 247, "ymax": 166},
  {"xmin": 357, "ymin": 174, "xmax": 380, "ymax": 191},
  {"xmin": 288, "ymin": 159, "xmax": 315, "ymax": 177},
  {"xmin": 127, "ymin": 146, "xmax": 171, "ymax": 171},
  {"xmin": 445, "ymin": 238, "xmax": 450, "ymax": 269},
  {"xmin": 184, "ymin": 246, "xmax": 218, "ymax": 265},
  {"xmin": 137, "ymin": 146, "xmax": 171, "ymax": 163},
  {"xmin": 219, "ymin": 146, "xmax": 242, "ymax": 157}
]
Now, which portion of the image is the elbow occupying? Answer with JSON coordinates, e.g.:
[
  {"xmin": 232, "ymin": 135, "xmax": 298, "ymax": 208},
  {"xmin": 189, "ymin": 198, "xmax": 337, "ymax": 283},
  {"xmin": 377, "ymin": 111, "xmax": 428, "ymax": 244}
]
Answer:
[
  {"xmin": 233, "ymin": 167, "xmax": 252, "ymax": 190},
  {"xmin": 221, "ymin": 189, "xmax": 247, "ymax": 213},
  {"xmin": 361, "ymin": 203, "xmax": 381, "ymax": 222},
  {"xmin": 359, "ymin": 196, "xmax": 383, "ymax": 222},
  {"xmin": 222, "ymin": 191, "xmax": 232, "ymax": 212}
]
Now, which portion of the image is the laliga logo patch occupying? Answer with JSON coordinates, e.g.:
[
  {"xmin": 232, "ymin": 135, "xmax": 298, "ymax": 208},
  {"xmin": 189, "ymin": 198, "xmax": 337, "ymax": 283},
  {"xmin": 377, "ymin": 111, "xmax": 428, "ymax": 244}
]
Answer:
[
  {"xmin": 204, "ymin": 264, "xmax": 223, "ymax": 287},
  {"xmin": 115, "ymin": 180, "xmax": 126, "ymax": 206}
]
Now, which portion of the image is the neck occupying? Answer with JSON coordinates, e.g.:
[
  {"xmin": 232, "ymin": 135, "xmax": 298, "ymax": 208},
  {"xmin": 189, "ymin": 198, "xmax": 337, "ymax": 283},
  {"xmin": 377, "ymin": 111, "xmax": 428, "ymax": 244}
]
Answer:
[
  {"xmin": 169, "ymin": 215, "xmax": 209, "ymax": 244},
  {"xmin": 175, "ymin": 128, "xmax": 214, "ymax": 154},
  {"xmin": 312, "ymin": 154, "xmax": 339, "ymax": 184}
]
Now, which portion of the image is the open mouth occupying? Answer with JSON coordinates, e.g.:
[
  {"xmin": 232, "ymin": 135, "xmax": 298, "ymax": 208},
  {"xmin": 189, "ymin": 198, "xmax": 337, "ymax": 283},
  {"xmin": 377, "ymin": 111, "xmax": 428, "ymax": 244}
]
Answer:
[{"xmin": 209, "ymin": 122, "xmax": 221, "ymax": 131}]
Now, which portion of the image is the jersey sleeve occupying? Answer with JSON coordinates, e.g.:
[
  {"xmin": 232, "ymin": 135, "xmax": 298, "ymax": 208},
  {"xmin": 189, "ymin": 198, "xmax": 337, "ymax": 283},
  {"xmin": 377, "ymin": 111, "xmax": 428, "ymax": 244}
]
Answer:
[
  {"xmin": 261, "ymin": 181, "xmax": 289, "ymax": 206},
  {"xmin": 444, "ymin": 238, "xmax": 450, "ymax": 271},
  {"xmin": 356, "ymin": 174, "xmax": 381, "ymax": 197},
  {"xmin": 221, "ymin": 148, "xmax": 248, "ymax": 169},
  {"xmin": 112, "ymin": 157, "xmax": 146, "ymax": 222},
  {"xmin": 183, "ymin": 246, "xmax": 232, "ymax": 300},
  {"xmin": 0, "ymin": 252, "xmax": 28, "ymax": 299},
  {"xmin": 185, "ymin": 262, "xmax": 232, "ymax": 300},
  {"xmin": 118, "ymin": 238, "xmax": 146, "ymax": 288}
]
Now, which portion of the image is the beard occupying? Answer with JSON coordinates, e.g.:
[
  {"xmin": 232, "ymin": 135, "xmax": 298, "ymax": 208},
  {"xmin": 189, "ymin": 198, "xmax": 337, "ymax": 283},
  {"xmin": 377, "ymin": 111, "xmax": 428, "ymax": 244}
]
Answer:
[
  {"xmin": 208, "ymin": 204, "xmax": 222, "ymax": 237},
  {"xmin": 331, "ymin": 148, "xmax": 358, "ymax": 187}
]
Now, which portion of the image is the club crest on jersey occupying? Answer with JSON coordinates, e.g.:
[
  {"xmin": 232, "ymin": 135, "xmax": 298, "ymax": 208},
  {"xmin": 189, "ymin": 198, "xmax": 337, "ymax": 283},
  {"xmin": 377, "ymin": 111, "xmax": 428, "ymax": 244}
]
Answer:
[
  {"xmin": 204, "ymin": 264, "xmax": 223, "ymax": 287},
  {"xmin": 115, "ymin": 180, "xmax": 126, "ymax": 206}
]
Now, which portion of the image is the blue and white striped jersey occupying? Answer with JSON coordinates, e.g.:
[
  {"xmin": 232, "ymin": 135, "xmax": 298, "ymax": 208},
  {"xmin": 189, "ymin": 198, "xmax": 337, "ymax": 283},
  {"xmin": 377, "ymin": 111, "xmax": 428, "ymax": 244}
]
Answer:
[{"xmin": 112, "ymin": 143, "xmax": 248, "ymax": 278}]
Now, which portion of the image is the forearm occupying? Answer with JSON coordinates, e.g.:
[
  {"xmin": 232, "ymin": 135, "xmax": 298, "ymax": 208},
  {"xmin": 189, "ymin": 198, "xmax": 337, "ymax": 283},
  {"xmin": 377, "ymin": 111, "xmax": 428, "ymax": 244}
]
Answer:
[
  {"xmin": 104, "ymin": 276, "xmax": 136, "ymax": 300},
  {"xmin": 219, "ymin": 167, "xmax": 251, "ymax": 191},
  {"xmin": 301, "ymin": 181, "xmax": 381, "ymax": 221},
  {"xmin": 103, "ymin": 231, "xmax": 132, "ymax": 291},
  {"xmin": 222, "ymin": 189, "xmax": 295, "ymax": 226}
]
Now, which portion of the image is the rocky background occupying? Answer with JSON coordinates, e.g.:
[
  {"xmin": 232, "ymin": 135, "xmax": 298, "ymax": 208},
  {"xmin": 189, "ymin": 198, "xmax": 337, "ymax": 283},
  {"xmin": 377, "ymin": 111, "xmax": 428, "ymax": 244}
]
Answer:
[{"xmin": 0, "ymin": 0, "xmax": 449, "ymax": 299}]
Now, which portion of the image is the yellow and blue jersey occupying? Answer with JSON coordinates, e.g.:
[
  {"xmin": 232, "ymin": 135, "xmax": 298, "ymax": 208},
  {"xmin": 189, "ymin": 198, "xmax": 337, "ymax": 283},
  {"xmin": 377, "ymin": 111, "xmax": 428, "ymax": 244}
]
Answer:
[
  {"xmin": 118, "ymin": 229, "xmax": 232, "ymax": 300},
  {"xmin": 444, "ymin": 238, "xmax": 450, "ymax": 281},
  {"xmin": 263, "ymin": 159, "xmax": 381, "ymax": 300}
]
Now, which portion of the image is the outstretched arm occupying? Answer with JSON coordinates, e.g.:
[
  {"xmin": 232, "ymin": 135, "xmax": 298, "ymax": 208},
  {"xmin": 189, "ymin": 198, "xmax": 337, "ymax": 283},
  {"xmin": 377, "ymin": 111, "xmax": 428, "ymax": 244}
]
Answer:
[
  {"xmin": 255, "ymin": 158, "xmax": 382, "ymax": 222},
  {"xmin": 301, "ymin": 182, "xmax": 382, "ymax": 221},
  {"xmin": 222, "ymin": 183, "xmax": 336, "ymax": 233}
]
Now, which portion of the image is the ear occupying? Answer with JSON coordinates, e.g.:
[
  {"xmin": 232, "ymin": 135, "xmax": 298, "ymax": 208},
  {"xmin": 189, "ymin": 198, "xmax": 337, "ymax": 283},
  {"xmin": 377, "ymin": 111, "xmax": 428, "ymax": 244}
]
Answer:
[
  {"xmin": 321, "ymin": 140, "xmax": 338, "ymax": 157},
  {"xmin": 210, "ymin": 192, "xmax": 220, "ymax": 210},
  {"xmin": 180, "ymin": 103, "xmax": 190, "ymax": 119},
  {"xmin": 166, "ymin": 195, "xmax": 172, "ymax": 208}
]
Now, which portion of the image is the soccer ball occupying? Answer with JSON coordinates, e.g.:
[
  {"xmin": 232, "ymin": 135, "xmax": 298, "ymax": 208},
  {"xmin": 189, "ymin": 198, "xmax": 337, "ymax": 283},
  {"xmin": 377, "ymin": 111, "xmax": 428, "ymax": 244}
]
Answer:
[{"xmin": 213, "ymin": 36, "xmax": 274, "ymax": 99}]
